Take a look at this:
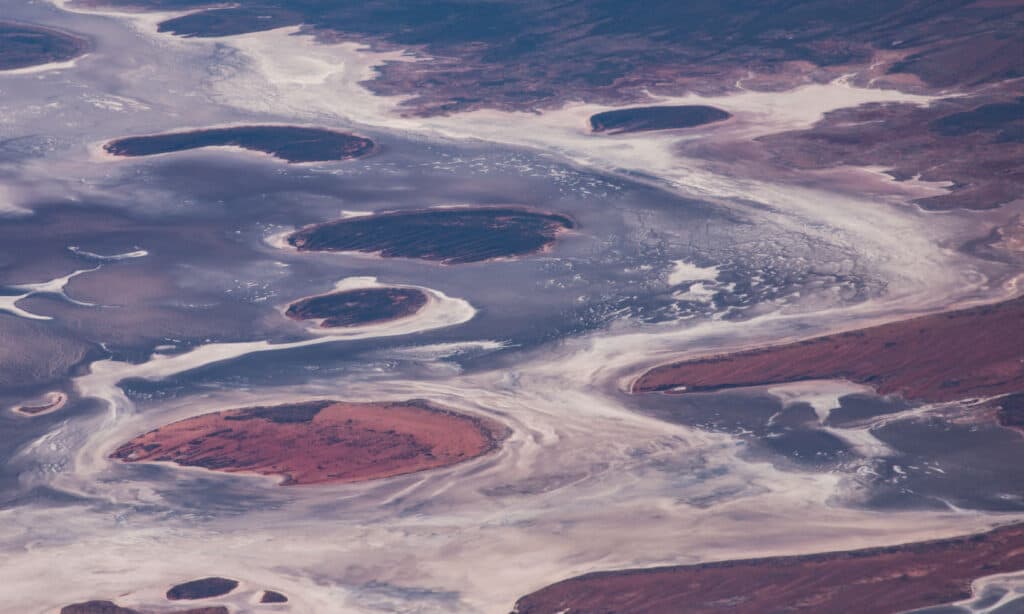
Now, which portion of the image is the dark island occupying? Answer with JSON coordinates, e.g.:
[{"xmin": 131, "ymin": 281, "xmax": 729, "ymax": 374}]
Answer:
[
  {"xmin": 287, "ymin": 207, "xmax": 574, "ymax": 264},
  {"xmin": 285, "ymin": 287, "xmax": 427, "ymax": 328},
  {"xmin": 157, "ymin": 7, "xmax": 302, "ymax": 38},
  {"xmin": 166, "ymin": 577, "xmax": 238, "ymax": 600},
  {"xmin": 514, "ymin": 523, "xmax": 1024, "ymax": 614},
  {"xmin": 590, "ymin": 105, "xmax": 731, "ymax": 134},
  {"xmin": 111, "ymin": 400, "xmax": 505, "ymax": 485},
  {"xmin": 995, "ymin": 392, "xmax": 1024, "ymax": 435},
  {"xmin": 61, "ymin": 603, "xmax": 141, "ymax": 614},
  {"xmin": 61, "ymin": 602, "xmax": 227, "ymax": 614},
  {"xmin": 103, "ymin": 126, "xmax": 375, "ymax": 164},
  {"xmin": 0, "ymin": 22, "xmax": 89, "ymax": 71},
  {"xmin": 59, "ymin": 578, "xmax": 239, "ymax": 613},
  {"xmin": 259, "ymin": 590, "xmax": 288, "ymax": 603}
]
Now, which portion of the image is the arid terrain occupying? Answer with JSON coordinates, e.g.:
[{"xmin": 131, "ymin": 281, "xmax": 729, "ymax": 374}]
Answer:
[
  {"xmin": 514, "ymin": 523, "xmax": 1024, "ymax": 614},
  {"xmin": 111, "ymin": 400, "xmax": 504, "ymax": 485},
  {"xmin": 756, "ymin": 96, "xmax": 1024, "ymax": 211},
  {"xmin": 2, "ymin": 0, "xmax": 1023, "ymax": 611},
  {"xmin": 634, "ymin": 296, "xmax": 1024, "ymax": 403}
]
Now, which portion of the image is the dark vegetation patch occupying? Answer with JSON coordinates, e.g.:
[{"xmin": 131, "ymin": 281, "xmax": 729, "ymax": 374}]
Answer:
[
  {"xmin": 259, "ymin": 590, "xmax": 288, "ymax": 603},
  {"xmin": 157, "ymin": 7, "xmax": 302, "ymax": 37},
  {"xmin": 286, "ymin": 287, "xmax": 428, "ymax": 328},
  {"xmin": 287, "ymin": 207, "xmax": 574, "ymax": 264},
  {"xmin": 590, "ymin": 105, "xmax": 730, "ymax": 134},
  {"xmin": 61, "ymin": 600, "xmax": 228, "ymax": 614},
  {"xmin": 0, "ymin": 22, "xmax": 88, "ymax": 71},
  {"xmin": 930, "ymin": 97, "xmax": 1024, "ymax": 143},
  {"xmin": 223, "ymin": 400, "xmax": 332, "ymax": 424},
  {"xmin": 61, "ymin": 602, "xmax": 139, "ymax": 614},
  {"xmin": 165, "ymin": 577, "xmax": 238, "ymax": 600}
]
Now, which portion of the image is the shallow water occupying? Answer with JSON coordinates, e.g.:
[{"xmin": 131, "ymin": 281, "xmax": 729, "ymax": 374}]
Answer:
[{"xmin": 1, "ymin": 1, "xmax": 1022, "ymax": 612}]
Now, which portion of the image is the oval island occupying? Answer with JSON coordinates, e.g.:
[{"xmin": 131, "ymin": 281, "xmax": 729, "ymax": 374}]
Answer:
[
  {"xmin": 61, "ymin": 602, "xmax": 227, "ymax": 614},
  {"xmin": 285, "ymin": 287, "xmax": 428, "ymax": 328},
  {"xmin": 103, "ymin": 126, "xmax": 375, "ymax": 163},
  {"xmin": 590, "ymin": 105, "xmax": 731, "ymax": 134},
  {"xmin": 287, "ymin": 207, "xmax": 574, "ymax": 264},
  {"xmin": 111, "ymin": 400, "xmax": 504, "ymax": 485},
  {"xmin": 166, "ymin": 577, "xmax": 238, "ymax": 601}
]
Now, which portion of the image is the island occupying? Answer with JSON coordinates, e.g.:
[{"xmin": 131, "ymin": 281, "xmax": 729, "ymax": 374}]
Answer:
[
  {"xmin": 166, "ymin": 577, "xmax": 238, "ymax": 601},
  {"xmin": 285, "ymin": 287, "xmax": 427, "ymax": 328},
  {"xmin": 61, "ymin": 602, "xmax": 226, "ymax": 614},
  {"xmin": 12, "ymin": 391, "xmax": 67, "ymax": 417},
  {"xmin": 0, "ymin": 22, "xmax": 88, "ymax": 71},
  {"xmin": 286, "ymin": 207, "xmax": 575, "ymax": 264},
  {"xmin": 633, "ymin": 296, "xmax": 1024, "ymax": 403},
  {"xmin": 259, "ymin": 590, "xmax": 288, "ymax": 603},
  {"xmin": 590, "ymin": 105, "xmax": 731, "ymax": 134},
  {"xmin": 111, "ymin": 400, "xmax": 504, "ymax": 485},
  {"xmin": 103, "ymin": 126, "xmax": 376, "ymax": 164},
  {"xmin": 157, "ymin": 7, "xmax": 302, "ymax": 38},
  {"xmin": 514, "ymin": 523, "xmax": 1024, "ymax": 614}
]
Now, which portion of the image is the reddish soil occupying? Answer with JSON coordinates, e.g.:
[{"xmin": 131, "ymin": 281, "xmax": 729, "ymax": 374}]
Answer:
[
  {"xmin": 513, "ymin": 523, "xmax": 1024, "ymax": 614},
  {"xmin": 634, "ymin": 296, "xmax": 1024, "ymax": 403},
  {"xmin": 111, "ymin": 400, "xmax": 503, "ymax": 485}
]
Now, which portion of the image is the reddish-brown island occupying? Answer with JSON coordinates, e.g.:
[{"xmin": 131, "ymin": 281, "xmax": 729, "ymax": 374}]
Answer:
[
  {"xmin": 514, "ymin": 523, "xmax": 1024, "ymax": 614},
  {"xmin": 111, "ymin": 400, "xmax": 504, "ymax": 485},
  {"xmin": 634, "ymin": 296, "xmax": 1024, "ymax": 403}
]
